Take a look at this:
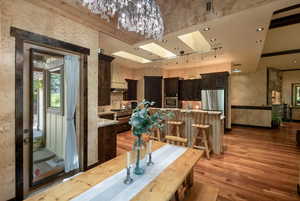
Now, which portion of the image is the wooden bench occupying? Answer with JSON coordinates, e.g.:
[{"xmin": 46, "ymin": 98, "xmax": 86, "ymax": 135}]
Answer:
[{"xmin": 184, "ymin": 182, "xmax": 219, "ymax": 201}]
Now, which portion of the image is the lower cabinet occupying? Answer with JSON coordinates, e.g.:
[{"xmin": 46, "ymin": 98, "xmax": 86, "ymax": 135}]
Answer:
[{"xmin": 98, "ymin": 125, "xmax": 117, "ymax": 164}]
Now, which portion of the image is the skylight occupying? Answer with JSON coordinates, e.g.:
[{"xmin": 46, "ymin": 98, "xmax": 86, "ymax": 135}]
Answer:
[
  {"xmin": 139, "ymin": 43, "xmax": 176, "ymax": 58},
  {"xmin": 177, "ymin": 31, "xmax": 211, "ymax": 52},
  {"xmin": 112, "ymin": 51, "xmax": 151, "ymax": 63}
]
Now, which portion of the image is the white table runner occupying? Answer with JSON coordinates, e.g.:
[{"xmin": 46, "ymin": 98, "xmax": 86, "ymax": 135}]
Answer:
[{"xmin": 71, "ymin": 144, "xmax": 187, "ymax": 201}]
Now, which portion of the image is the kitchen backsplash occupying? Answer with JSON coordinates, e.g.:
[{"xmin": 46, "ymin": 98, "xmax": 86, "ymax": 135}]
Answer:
[{"xmin": 181, "ymin": 101, "xmax": 202, "ymax": 110}]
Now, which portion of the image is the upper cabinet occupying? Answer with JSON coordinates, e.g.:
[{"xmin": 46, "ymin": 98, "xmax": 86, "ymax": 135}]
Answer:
[
  {"xmin": 164, "ymin": 77, "xmax": 180, "ymax": 97},
  {"xmin": 124, "ymin": 79, "xmax": 137, "ymax": 100},
  {"xmin": 179, "ymin": 79, "xmax": 202, "ymax": 101},
  {"xmin": 98, "ymin": 54, "xmax": 114, "ymax": 106},
  {"xmin": 201, "ymin": 72, "xmax": 229, "ymax": 90}
]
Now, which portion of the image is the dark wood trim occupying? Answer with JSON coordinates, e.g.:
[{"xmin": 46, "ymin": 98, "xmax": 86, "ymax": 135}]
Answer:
[
  {"xmin": 11, "ymin": 27, "xmax": 90, "ymax": 200},
  {"xmin": 290, "ymin": 120, "xmax": 300, "ymax": 123},
  {"xmin": 83, "ymin": 55, "xmax": 88, "ymax": 171},
  {"xmin": 15, "ymin": 38, "xmax": 24, "ymax": 201},
  {"xmin": 232, "ymin": 124, "xmax": 272, "ymax": 129},
  {"xmin": 10, "ymin": 27, "xmax": 90, "ymax": 55},
  {"xmin": 274, "ymin": 4, "xmax": 300, "ymax": 14},
  {"xmin": 262, "ymin": 49, "xmax": 300, "ymax": 58},
  {"xmin": 281, "ymin": 68, "xmax": 300, "ymax": 72},
  {"xmin": 86, "ymin": 161, "xmax": 102, "ymax": 171},
  {"xmin": 99, "ymin": 54, "xmax": 114, "ymax": 62},
  {"xmin": 266, "ymin": 67, "xmax": 270, "ymax": 105},
  {"xmin": 231, "ymin": 105, "xmax": 272, "ymax": 110},
  {"xmin": 29, "ymin": 48, "xmax": 34, "ymax": 188},
  {"xmin": 270, "ymin": 13, "xmax": 300, "ymax": 29}
]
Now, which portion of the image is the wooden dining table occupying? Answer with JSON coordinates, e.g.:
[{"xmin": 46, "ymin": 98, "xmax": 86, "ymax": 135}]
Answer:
[{"xmin": 25, "ymin": 142, "xmax": 203, "ymax": 201}]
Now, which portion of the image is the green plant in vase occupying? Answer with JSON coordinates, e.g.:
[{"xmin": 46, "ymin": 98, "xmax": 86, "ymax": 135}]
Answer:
[{"xmin": 129, "ymin": 100, "xmax": 173, "ymax": 175}]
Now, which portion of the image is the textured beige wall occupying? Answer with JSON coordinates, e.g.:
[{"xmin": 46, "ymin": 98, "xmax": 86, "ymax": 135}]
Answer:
[
  {"xmin": 231, "ymin": 108, "xmax": 272, "ymax": 127},
  {"xmin": 231, "ymin": 66, "xmax": 267, "ymax": 106},
  {"xmin": 0, "ymin": 1, "xmax": 99, "ymax": 200},
  {"xmin": 282, "ymin": 70, "xmax": 300, "ymax": 105}
]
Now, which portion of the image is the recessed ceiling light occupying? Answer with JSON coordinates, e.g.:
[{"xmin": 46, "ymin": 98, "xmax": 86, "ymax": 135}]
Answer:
[
  {"xmin": 256, "ymin": 27, "xmax": 264, "ymax": 32},
  {"xmin": 203, "ymin": 27, "xmax": 210, "ymax": 31},
  {"xmin": 177, "ymin": 31, "xmax": 211, "ymax": 52},
  {"xmin": 139, "ymin": 43, "xmax": 176, "ymax": 58},
  {"xmin": 293, "ymin": 60, "xmax": 297, "ymax": 64},
  {"xmin": 112, "ymin": 51, "xmax": 151, "ymax": 63},
  {"xmin": 232, "ymin": 68, "xmax": 241, "ymax": 73}
]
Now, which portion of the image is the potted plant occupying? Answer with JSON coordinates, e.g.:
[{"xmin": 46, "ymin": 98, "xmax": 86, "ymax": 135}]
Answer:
[{"xmin": 129, "ymin": 100, "xmax": 173, "ymax": 175}]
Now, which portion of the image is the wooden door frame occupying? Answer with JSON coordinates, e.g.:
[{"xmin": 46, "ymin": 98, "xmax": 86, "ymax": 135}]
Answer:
[{"xmin": 10, "ymin": 27, "xmax": 90, "ymax": 201}]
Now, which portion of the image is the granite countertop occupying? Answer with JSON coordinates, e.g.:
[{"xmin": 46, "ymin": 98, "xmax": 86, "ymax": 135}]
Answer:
[
  {"xmin": 98, "ymin": 111, "xmax": 116, "ymax": 116},
  {"xmin": 97, "ymin": 118, "xmax": 119, "ymax": 128},
  {"xmin": 160, "ymin": 108, "xmax": 222, "ymax": 115}
]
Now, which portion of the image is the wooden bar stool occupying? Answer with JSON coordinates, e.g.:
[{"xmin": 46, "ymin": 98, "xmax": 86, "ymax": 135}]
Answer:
[
  {"xmin": 165, "ymin": 109, "xmax": 187, "ymax": 146},
  {"xmin": 192, "ymin": 112, "xmax": 211, "ymax": 159}
]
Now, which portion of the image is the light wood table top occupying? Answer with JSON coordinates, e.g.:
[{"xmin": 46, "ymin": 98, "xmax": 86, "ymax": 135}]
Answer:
[{"xmin": 25, "ymin": 142, "xmax": 203, "ymax": 201}]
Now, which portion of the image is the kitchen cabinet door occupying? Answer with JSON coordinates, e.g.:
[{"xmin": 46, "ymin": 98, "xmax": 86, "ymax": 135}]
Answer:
[
  {"xmin": 144, "ymin": 76, "xmax": 162, "ymax": 108},
  {"xmin": 164, "ymin": 77, "xmax": 180, "ymax": 97},
  {"xmin": 125, "ymin": 79, "xmax": 137, "ymax": 100},
  {"xmin": 98, "ymin": 54, "xmax": 114, "ymax": 106}
]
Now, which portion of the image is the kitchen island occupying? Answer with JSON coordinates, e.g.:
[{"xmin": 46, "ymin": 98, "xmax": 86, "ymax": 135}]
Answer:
[{"xmin": 158, "ymin": 108, "xmax": 225, "ymax": 155}]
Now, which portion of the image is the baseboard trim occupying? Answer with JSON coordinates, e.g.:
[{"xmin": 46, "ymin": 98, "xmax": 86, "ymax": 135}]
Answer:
[
  {"xmin": 86, "ymin": 161, "xmax": 102, "ymax": 171},
  {"xmin": 232, "ymin": 124, "xmax": 272, "ymax": 129}
]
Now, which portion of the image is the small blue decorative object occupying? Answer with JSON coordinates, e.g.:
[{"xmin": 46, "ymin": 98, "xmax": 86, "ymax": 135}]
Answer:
[{"xmin": 129, "ymin": 100, "xmax": 173, "ymax": 175}]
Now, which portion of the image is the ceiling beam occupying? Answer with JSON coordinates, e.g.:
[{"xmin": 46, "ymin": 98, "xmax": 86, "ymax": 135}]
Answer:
[
  {"xmin": 24, "ymin": 0, "xmax": 144, "ymax": 45},
  {"xmin": 273, "ymin": 3, "xmax": 300, "ymax": 15},
  {"xmin": 270, "ymin": 13, "xmax": 300, "ymax": 29},
  {"xmin": 261, "ymin": 49, "xmax": 300, "ymax": 57}
]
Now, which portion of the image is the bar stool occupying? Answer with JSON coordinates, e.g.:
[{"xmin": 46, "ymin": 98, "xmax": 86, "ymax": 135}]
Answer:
[
  {"xmin": 192, "ymin": 111, "xmax": 211, "ymax": 159},
  {"xmin": 165, "ymin": 109, "xmax": 187, "ymax": 147}
]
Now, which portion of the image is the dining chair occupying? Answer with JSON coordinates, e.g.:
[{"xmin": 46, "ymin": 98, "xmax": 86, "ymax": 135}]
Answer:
[
  {"xmin": 192, "ymin": 111, "xmax": 212, "ymax": 159},
  {"xmin": 165, "ymin": 109, "xmax": 187, "ymax": 147}
]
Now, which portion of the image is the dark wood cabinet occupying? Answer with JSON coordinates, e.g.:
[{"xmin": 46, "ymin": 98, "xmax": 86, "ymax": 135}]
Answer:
[
  {"xmin": 98, "ymin": 125, "xmax": 117, "ymax": 164},
  {"xmin": 201, "ymin": 72, "xmax": 228, "ymax": 90},
  {"xmin": 124, "ymin": 79, "xmax": 137, "ymax": 100},
  {"xmin": 144, "ymin": 76, "xmax": 162, "ymax": 108},
  {"xmin": 179, "ymin": 79, "xmax": 201, "ymax": 101},
  {"xmin": 98, "ymin": 54, "xmax": 114, "ymax": 106},
  {"xmin": 164, "ymin": 77, "xmax": 180, "ymax": 97}
]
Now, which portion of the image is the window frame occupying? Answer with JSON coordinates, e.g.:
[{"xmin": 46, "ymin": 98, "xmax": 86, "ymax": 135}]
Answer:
[
  {"xmin": 292, "ymin": 83, "xmax": 300, "ymax": 108},
  {"xmin": 47, "ymin": 65, "xmax": 65, "ymax": 115}
]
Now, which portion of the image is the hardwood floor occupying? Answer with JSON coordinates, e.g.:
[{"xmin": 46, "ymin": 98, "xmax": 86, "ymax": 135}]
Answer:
[{"xmin": 117, "ymin": 123, "xmax": 300, "ymax": 201}]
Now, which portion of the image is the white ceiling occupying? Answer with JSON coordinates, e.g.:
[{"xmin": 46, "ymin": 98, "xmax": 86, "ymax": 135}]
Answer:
[{"xmin": 100, "ymin": 0, "xmax": 300, "ymax": 72}]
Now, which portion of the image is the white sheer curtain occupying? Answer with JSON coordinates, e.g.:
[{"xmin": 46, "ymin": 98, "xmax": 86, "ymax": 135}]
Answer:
[{"xmin": 64, "ymin": 55, "xmax": 80, "ymax": 172}]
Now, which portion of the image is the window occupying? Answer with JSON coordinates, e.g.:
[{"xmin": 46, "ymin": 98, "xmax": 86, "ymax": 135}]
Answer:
[
  {"xmin": 292, "ymin": 83, "xmax": 300, "ymax": 107},
  {"xmin": 48, "ymin": 66, "xmax": 64, "ymax": 113}
]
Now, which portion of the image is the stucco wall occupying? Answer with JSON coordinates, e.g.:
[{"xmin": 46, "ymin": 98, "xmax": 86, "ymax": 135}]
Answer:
[
  {"xmin": 0, "ymin": 1, "xmax": 99, "ymax": 200},
  {"xmin": 231, "ymin": 66, "xmax": 267, "ymax": 106}
]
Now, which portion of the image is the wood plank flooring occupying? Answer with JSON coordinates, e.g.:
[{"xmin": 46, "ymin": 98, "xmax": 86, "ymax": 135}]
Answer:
[{"xmin": 117, "ymin": 123, "xmax": 300, "ymax": 201}]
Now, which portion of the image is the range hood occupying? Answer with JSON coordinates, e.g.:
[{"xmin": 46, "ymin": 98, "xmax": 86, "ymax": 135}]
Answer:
[
  {"xmin": 111, "ymin": 88, "xmax": 127, "ymax": 93},
  {"xmin": 111, "ymin": 81, "xmax": 127, "ymax": 93}
]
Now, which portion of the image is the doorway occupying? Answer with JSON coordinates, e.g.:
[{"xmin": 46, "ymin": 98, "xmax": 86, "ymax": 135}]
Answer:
[{"xmin": 11, "ymin": 27, "xmax": 89, "ymax": 200}]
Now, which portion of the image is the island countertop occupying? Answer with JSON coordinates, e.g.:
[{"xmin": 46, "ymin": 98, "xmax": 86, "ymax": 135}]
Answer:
[{"xmin": 97, "ymin": 118, "xmax": 119, "ymax": 128}]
